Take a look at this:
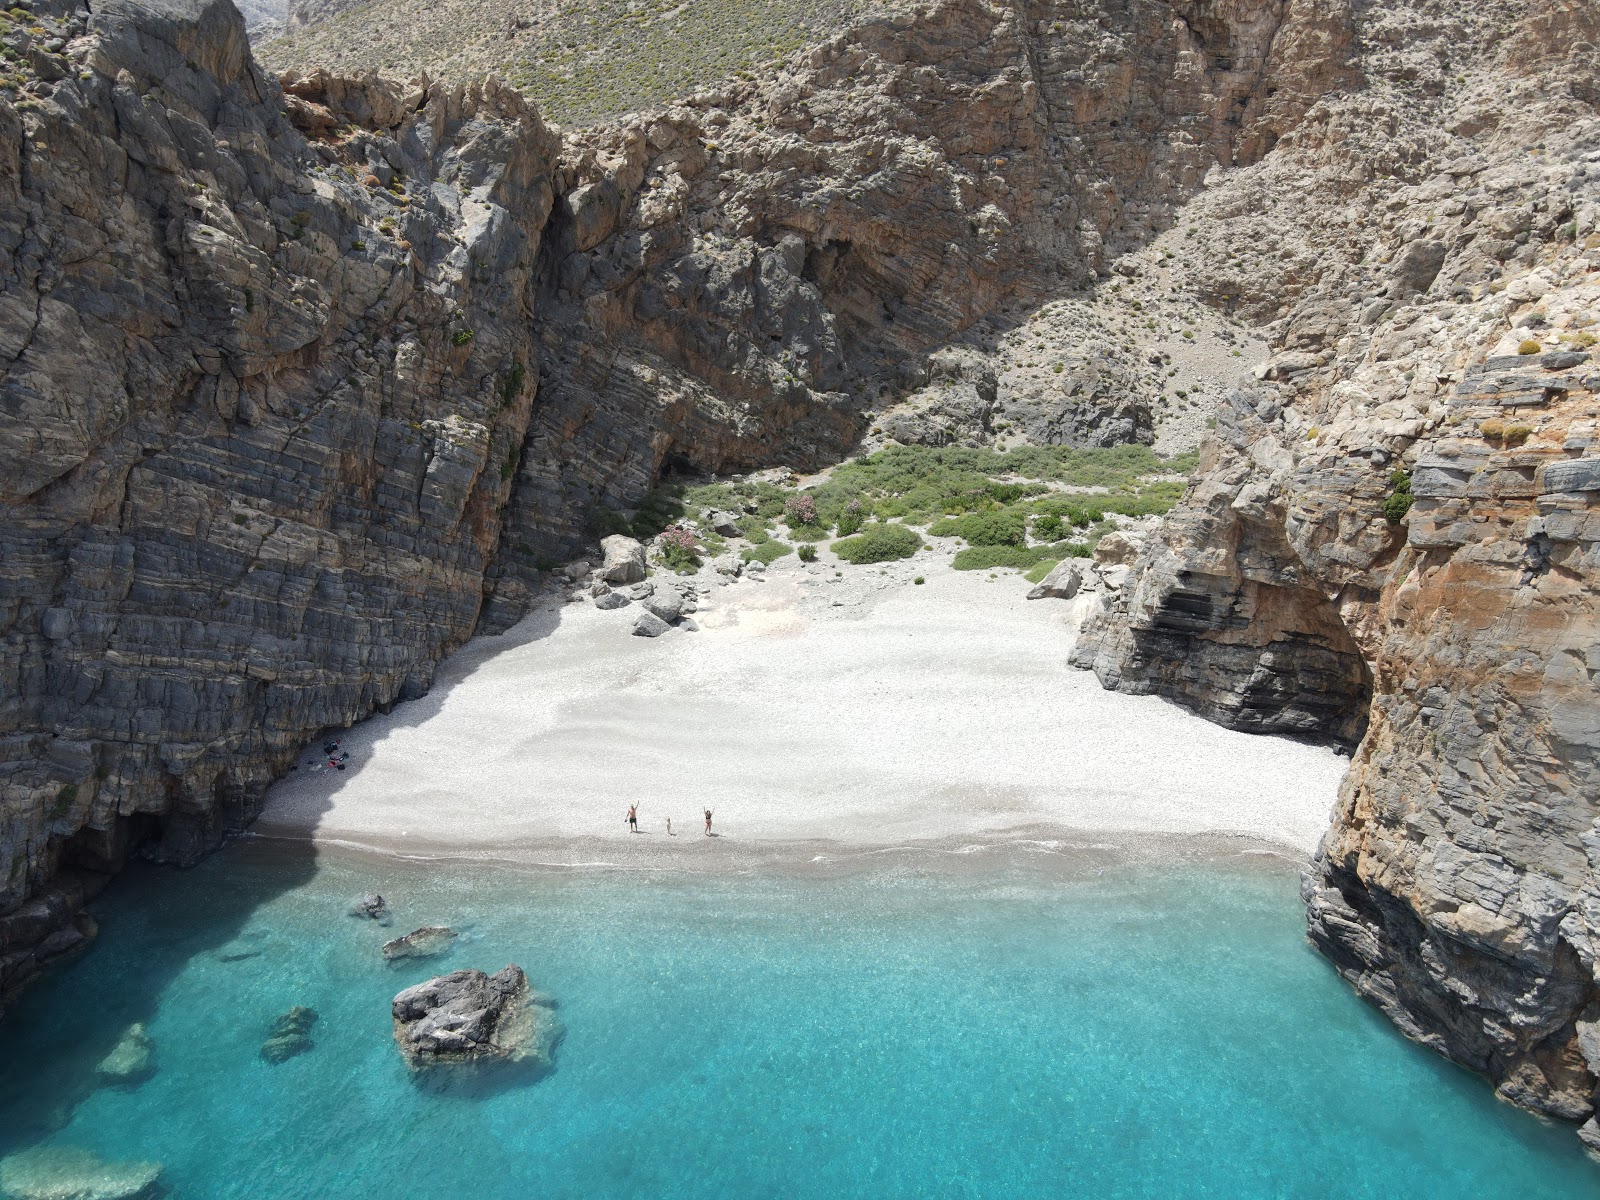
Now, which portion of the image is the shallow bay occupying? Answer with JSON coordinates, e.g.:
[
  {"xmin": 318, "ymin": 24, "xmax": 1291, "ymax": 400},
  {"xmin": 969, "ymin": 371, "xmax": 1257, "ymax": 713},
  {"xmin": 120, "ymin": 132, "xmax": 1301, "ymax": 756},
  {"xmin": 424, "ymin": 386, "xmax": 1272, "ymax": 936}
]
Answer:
[{"xmin": 0, "ymin": 840, "xmax": 1593, "ymax": 1198}]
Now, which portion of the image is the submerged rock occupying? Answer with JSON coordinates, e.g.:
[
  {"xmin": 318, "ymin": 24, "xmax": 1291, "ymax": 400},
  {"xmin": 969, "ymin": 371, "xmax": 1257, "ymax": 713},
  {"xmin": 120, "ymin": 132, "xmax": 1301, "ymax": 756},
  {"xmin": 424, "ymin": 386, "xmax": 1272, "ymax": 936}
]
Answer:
[
  {"xmin": 260, "ymin": 1006, "xmax": 319, "ymax": 1064},
  {"xmin": 95, "ymin": 1024, "xmax": 155, "ymax": 1087},
  {"xmin": 392, "ymin": 965, "xmax": 559, "ymax": 1069},
  {"xmin": 382, "ymin": 926, "xmax": 457, "ymax": 962},
  {"xmin": 0, "ymin": 1146, "xmax": 163, "ymax": 1200},
  {"xmin": 350, "ymin": 894, "xmax": 390, "ymax": 923}
]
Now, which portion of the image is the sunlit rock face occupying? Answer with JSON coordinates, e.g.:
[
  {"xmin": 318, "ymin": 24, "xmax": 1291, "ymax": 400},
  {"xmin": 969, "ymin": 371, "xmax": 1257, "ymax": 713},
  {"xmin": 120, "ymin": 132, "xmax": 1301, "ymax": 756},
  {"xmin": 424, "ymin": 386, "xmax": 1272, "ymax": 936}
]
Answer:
[{"xmin": 1074, "ymin": 0, "xmax": 1600, "ymax": 1144}]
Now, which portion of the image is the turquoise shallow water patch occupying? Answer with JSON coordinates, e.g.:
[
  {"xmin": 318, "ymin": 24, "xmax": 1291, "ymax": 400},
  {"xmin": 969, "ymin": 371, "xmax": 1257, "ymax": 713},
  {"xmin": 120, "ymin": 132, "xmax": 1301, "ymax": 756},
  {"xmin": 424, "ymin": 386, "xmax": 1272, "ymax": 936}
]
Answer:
[{"xmin": 0, "ymin": 842, "xmax": 1594, "ymax": 1198}]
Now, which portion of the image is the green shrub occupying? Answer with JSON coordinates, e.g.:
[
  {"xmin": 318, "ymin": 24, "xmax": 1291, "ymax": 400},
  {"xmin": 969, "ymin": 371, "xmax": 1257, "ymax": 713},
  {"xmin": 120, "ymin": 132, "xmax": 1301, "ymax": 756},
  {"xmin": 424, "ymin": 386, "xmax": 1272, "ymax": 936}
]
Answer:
[
  {"xmin": 797, "ymin": 543, "xmax": 818, "ymax": 562},
  {"xmin": 951, "ymin": 542, "xmax": 1089, "ymax": 571},
  {"xmin": 913, "ymin": 576, "xmax": 924, "ymax": 584},
  {"xmin": 788, "ymin": 524, "xmax": 830, "ymax": 542},
  {"xmin": 831, "ymin": 522, "xmax": 921, "ymax": 564},
  {"xmin": 1517, "ymin": 339, "xmax": 1541, "ymax": 355},
  {"xmin": 927, "ymin": 508, "xmax": 1027, "ymax": 546},
  {"xmin": 1023, "ymin": 557, "xmax": 1062, "ymax": 584},
  {"xmin": 451, "ymin": 329, "xmax": 475, "ymax": 347},
  {"xmin": 659, "ymin": 526, "xmax": 701, "ymax": 572},
  {"xmin": 742, "ymin": 540, "xmax": 792, "ymax": 565},
  {"xmin": 1504, "ymin": 424, "xmax": 1532, "ymax": 447},
  {"xmin": 589, "ymin": 507, "xmax": 633, "ymax": 538},
  {"xmin": 1382, "ymin": 469, "xmax": 1414, "ymax": 525}
]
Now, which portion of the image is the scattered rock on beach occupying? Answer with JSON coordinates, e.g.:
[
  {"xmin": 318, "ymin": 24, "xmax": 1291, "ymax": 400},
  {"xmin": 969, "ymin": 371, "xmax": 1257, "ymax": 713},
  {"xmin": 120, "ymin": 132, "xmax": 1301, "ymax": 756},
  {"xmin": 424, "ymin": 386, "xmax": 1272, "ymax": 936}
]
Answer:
[
  {"xmin": 1027, "ymin": 561, "xmax": 1083, "ymax": 601},
  {"xmin": 260, "ymin": 1006, "xmax": 319, "ymax": 1064},
  {"xmin": 95, "ymin": 1023, "xmax": 155, "ymax": 1087},
  {"xmin": 632, "ymin": 611, "xmax": 671, "ymax": 638},
  {"xmin": 643, "ymin": 592, "xmax": 683, "ymax": 623},
  {"xmin": 0, "ymin": 1146, "xmax": 163, "ymax": 1200},
  {"xmin": 594, "ymin": 591, "xmax": 630, "ymax": 611},
  {"xmin": 680, "ymin": 618, "xmax": 700, "ymax": 632},
  {"xmin": 382, "ymin": 926, "xmax": 457, "ymax": 962},
  {"xmin": 706, "ymin": 511, "xmax": 742, "ymax": 537},
  {"xmin": 565, "ymin": 560, "xmax": 591, "ymax": 581},
  {"xmin": 1093, "ymin": 531, "xmax": 1143, "ymax": 566},
  {"xmin": 599, "ymin": 535, "xmax": 646, "ymax": 584},
  {"xmin": 392, "ymin": 966, "xmax": 559, "ymax": 1069}
]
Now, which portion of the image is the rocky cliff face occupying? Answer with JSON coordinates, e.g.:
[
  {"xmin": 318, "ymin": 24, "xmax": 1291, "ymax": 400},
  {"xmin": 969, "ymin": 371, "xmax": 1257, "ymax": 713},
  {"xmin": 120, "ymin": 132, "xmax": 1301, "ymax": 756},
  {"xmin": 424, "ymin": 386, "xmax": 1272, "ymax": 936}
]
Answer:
[
  {"xmin": 0, "ymin": 0, "xmax": 1354, "ymax": 1005},
  {"xmin": 1073, "ymin": 0, "xmax": 1600, "ymax": 1149}
]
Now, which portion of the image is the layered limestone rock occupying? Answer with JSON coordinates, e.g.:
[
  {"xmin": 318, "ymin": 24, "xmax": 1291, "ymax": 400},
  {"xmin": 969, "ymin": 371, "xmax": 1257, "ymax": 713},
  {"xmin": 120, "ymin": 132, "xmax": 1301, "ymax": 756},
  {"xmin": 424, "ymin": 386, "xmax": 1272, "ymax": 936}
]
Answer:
[{"xmin": 1074, "ymin": 0, "xmax": 1600, "ymax": 1147}]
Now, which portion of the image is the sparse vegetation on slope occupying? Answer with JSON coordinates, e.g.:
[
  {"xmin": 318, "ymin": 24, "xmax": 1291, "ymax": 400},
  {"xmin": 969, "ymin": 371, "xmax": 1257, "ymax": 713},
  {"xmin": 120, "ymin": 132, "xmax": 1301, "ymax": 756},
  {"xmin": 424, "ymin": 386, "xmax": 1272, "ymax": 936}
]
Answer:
[{"xmin": 262, "ymin": 0, "xmax": 873, "ymax": 126}]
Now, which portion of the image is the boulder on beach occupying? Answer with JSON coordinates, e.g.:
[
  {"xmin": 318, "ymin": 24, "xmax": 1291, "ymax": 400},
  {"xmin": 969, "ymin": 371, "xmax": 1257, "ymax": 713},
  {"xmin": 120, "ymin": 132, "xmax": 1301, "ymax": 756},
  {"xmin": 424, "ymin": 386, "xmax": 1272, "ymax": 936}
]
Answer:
[
  {"xmin": 643, "ymin": 592, "xmax": 683, "ymax": 624},
  {"xmin": 95, "ymin": 1023, "xmax": 155, "ymax": 1087},
  {"xmin": 1027, "ymin": 560, "xmax": 1083, "ymax": 601},
  {"xmin": 565, "ymin": 560, "xmax": 591, "ymax": 581},
  {"xmin": 382, "ymin": 926, "xmax": 457, "ymax": 962},
  {"xmin": 350, "ymin": 894, "xmax": 389, "ymax": 922},
  {"xmin": 0, "ymin": 1145, "xmax": 163, "ymax": 1200},
  {"xmin": 1093, "ymin": 531, "xmax": 1143, "ymax": 566},
  {"xmin": 599, "ymin": 535, "xmax": 646, "ymax": 584},
  {"xmin": 260, "ymin": 1006, "xmax": 319, "ymax": 1064},
  {"xmin": 594, "ymin": 591, "xmax": 630, "ymax": 611},
  {"xmin": 632, "ymin": 611, "xmax": 670, "ymax": 638},
  {"xmin": 706, "ymin": 510, "xmax": 742, "ymax": 537},
  {"xmin": 392, "ymin": 965, "xmax": 560, "ymax": 1070}
]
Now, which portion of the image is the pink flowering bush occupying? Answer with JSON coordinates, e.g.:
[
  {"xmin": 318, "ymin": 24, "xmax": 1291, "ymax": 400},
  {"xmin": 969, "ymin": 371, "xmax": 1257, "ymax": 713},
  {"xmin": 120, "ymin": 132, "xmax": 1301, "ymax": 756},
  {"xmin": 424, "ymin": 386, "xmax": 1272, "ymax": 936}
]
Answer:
[
  {"xmin": 660, "ymin": 525, "xmax": 701, "ymax": 572},
  {"xmin": 785, "ymin": 493, "xmax": 818, "ymax": 528},
  {"xmin": 836, "ymin": 497, "xmax": 865, "ymax": 536}
]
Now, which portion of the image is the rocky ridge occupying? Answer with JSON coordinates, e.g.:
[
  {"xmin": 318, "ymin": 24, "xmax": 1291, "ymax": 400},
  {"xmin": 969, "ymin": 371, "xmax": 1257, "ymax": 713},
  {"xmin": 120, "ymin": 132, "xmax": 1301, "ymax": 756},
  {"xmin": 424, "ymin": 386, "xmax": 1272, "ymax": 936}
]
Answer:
[{"xmin": 1073, "ymin": 0, "xmax": 1600, "ymax": 1149}]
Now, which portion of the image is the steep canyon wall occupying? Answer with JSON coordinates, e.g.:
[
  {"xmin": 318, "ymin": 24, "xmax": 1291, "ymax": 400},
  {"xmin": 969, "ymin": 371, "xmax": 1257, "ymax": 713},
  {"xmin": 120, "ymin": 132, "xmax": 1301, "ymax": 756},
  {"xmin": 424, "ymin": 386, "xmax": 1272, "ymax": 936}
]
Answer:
[{"xmin": 0, "ymin": 0, "xmax": 1344, "ymax": 1003}]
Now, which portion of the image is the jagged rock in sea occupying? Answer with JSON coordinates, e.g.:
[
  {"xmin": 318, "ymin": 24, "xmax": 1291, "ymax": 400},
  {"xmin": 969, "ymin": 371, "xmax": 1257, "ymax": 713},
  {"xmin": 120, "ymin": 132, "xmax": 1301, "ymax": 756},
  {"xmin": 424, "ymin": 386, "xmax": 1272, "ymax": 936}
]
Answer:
[
  {"xmin": 0, "ymin": 1146, "xmax": 163, "ymax": 1200},
  {"xmin": 391, "ymin": 965, "xmax": 559, "ymax": 1068},
  {"xmin": 95, "ymin": 1023, "xmax": 156, "ymax": 1088},
  {"xmin": 382, "ymin": 925, "xmax": 457, "ymax": 961}
]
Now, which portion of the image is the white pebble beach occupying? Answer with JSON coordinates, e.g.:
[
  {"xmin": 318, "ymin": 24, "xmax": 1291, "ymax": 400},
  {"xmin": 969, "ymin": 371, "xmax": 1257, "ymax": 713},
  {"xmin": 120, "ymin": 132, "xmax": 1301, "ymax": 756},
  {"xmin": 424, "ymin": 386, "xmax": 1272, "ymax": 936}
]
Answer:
[{"xmin": 256, "ymin": 547, "xmax": 1348, "ymax": 864}]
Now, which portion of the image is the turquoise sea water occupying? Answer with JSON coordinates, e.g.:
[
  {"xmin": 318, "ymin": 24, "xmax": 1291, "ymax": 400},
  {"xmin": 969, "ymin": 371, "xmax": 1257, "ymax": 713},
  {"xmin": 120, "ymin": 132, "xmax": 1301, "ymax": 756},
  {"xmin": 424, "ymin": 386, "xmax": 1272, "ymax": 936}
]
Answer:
[{"xmin": 0, "ymin": 841, "xmax": 1595, "ymax": 1198}]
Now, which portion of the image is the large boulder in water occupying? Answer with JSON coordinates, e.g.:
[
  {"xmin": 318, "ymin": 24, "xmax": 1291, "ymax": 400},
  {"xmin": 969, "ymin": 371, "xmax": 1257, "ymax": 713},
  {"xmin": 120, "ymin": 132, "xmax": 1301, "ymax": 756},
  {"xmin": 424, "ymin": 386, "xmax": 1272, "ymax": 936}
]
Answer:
[
  {"xmin": 382, "ymin": 926, "xmax": 456, "ymax": 961},
  {"xmin": 95, "ymin": 1023, "xmax": 155, "ymax": 1087},
  {"xmin": 391, "ymin": 965, "xmax": 559, "ymax": 1069},
  {"xmin": 0, "ymin": 1146, "xmax": 163, "ymax": 1200}
]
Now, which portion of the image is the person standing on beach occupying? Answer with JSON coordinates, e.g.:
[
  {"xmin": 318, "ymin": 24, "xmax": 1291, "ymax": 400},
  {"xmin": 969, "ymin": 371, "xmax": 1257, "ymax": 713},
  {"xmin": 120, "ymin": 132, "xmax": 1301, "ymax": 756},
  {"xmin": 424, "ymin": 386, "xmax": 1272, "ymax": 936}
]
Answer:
[
  {"xmin": 667, "ymin": 817, "xmax": 674, "ymax": 836},
  {"xmin": 627, "ymin": 804, "xmax": 639, "ymax": 833},
  {"xmin": 703, "ymin": 808, "xmax": 713, "ymax": 836}
]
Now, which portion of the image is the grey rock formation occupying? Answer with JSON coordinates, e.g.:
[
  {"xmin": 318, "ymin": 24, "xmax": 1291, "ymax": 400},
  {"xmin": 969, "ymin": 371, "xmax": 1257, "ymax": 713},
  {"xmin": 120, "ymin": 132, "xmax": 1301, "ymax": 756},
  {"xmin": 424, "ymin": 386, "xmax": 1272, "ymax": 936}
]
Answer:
[
  {"xmin": 392, "ymin": 964, "xmax": 557, "ymax": 1067},
  {"xmin": 1073, "ymin": 0, "xmax": 1600, "ymax": 1148},
  {"xmin": 593, "ymin": 591, "xmax": 630, "ymax": 611},
  {"xmin": 382, "ymin": 925, "xmax": 456, "ymax": 961}
]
